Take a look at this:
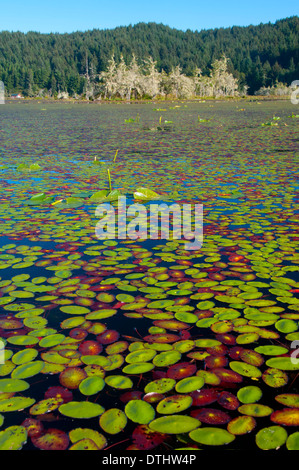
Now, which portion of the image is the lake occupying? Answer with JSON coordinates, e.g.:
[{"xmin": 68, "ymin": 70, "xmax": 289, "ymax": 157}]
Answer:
[{"xmin": 0, "ymin": 99, "xmax": 298, "ymax": 451}]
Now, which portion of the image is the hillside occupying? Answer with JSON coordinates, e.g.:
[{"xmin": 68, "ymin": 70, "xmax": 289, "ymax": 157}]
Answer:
[{"xmin": 0, "ymin": 16, "xmax": 298, "ymax": 96}]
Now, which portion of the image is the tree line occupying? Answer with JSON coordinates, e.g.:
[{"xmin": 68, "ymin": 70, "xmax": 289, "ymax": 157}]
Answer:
[{"xmin": 0, "ymin": 16, "xmax": 297, "ymax": 98}]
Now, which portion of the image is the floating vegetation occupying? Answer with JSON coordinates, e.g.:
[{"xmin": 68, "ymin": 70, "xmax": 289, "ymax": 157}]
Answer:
[{"xmin": 0, "ymin": 100, "xmax": 298, "ymax": 451}]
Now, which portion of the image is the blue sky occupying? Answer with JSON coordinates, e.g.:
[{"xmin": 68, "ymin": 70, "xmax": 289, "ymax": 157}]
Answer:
[{"xmin": 0, "ymin": 0, "xmax": 297, "ymax": 33}]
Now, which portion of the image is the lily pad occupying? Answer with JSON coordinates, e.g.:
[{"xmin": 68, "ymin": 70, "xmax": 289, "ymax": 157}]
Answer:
[
  {"xmin": 175, "ymin": 376, "xmax": 205, "ymax": 394},
  {"xmin": 0, "ymin": 397, "xmax": 36, "ymax": 412},
  {"xmin": 156, "ymin": 395, "xmax": 193, "ymax": 414},
  {"xmin": 275, "ymin": 393, "xmax": 299, "ymax": 408},
  {"xmin": 124, "ymin": 399, "xmax": 155, "ymax": 424},
  {"xmin": 255, "ymin": 426, "xmax": 288, "ymax": 450},
  {"xmin": 104, "ymin": 375, "xmax": 133, "ymax": 389},
  {"xmin": 0, "ymin": 425, "xmax": 28, "ymax": 450},
  {"xmin": 69, "ymin": 428, "xmax": 107, "ymax": 449},
  {"xmin": 59, "ymin": 401, "xmax": 105, "ymax": 419},
  {"xmin": 78, "ymin": 376, "xmax": 105, "ymax": 396},
  {"xmin": 11, "ymin": 361, "xmax": 44, "ymax": 379},
  {"xmin": 134, "ymin": 187, "xmax": 160, "ymax": 200},
  {"xmin": 144, "ymin": 378, "xmax": 176, "ymax": 394},
  {"xmin": 189, "ymin": 427, "xmax": 235, "ymax": 446},
  {"xmin": 99, "ymin": 408, "xmax": 127, "ymax": 434},
  {"xmin": 229, "ymin": 361, "xmax": 262, "ymax": 378},
  {"xmin": 149, "ymin": 415, "xmax": 200, "ymax": 434},
  {"xmin": 227, "ymin": 416, "xmax": 256, "ymax": 435},
  {"xmin": 237, "ymin": 386, "xmax": 263, "ymax": 404},
  {"xmin": 0, "ymin": 378, "xmax": 30, "ymax": 393}
]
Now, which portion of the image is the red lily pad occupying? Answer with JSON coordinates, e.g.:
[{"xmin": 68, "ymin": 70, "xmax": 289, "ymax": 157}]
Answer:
[
  {"xmin": 213, "ymin": 367, "xmax": 243, "ymax": 383},
  {"xmin": 31, "ymin": 428, "xmax": 69, "ymax": 450},
  {"xmin": 143, "ymin": 333, "xmax": 181, "ymax": 343},
  {"xmin": 132, "ymin": 424, "xmax": 168, "ymax": 450},
  {"xmin": 205, "ymin": 355, "xmax": 228, "ymax": 368},
  {"xmin": 44, "ymin": 386, "xmax": 73, "ymax": 403},
  {"xmin": 190, "ymin": 407, "xmax": 231, "ymax": 424},
  {"xmin": 59, "ymin": 367, "xmax": 87, "ymax": 389},
  {"xmin": 78, "ymin": 340, "xmax": 103, "ymax": 355},
  {"xmin": 217, "ymin": 391, "xmax": 240, "ymax": 410},
  {"xmin": 270, "ymin": 408, "xmax": 299, "ymax": 426},
  {"xmin": 166, "ymin": 362, "xmax": 197, "ymax": 379},
  {"xmin": 96, "ymin": 330, "xmax": 120, "ymax": 344},
  {"xmin": 153, "ymin": 319, "xmax": 190, "ymax": 331},
  {"xmin": 191, "ymin": 389, "xmax": 219, "ymax": 406},
  {"xmin": 21, "ymin": 418, "xmax": 44, "ymax": 438}
]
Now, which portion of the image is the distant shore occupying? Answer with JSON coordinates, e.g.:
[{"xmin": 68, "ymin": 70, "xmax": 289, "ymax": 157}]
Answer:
[{"xmin": 5, "ymin": 95, "xmax": 292, "ymax": 105}]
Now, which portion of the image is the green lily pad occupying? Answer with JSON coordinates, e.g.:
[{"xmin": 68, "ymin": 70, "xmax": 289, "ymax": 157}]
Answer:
[
  {"xmin": 156, "ymin": 395, "xmax": 193, "ymax": 414},
  {"xmin": 189, "ymin": 427, "xmax": 235, "ymax": 446},
  {"xmin": 69, "ymin": 428, "xmax": 107, "ymax": 449},
  {"xmin": 99, "ymin": 408, "xmax": 127, "ymax": 434},
  {"xmin": 60, "ymin": 305, "xmax": 91, "ymax": 315},
  {"xmin": 0, "ymin": 425, "xmax": 28, "ymax": 450},
  {"xmin": 266, "ymin": 357, "xmax": 299, "ymax": 371},
  {"xmin": 125, "ymin": 349, "xmax": 157, "ymax": 363},
  {"xmin": 238, "ymin": 404, "xmax": 273, "ymax": 417},
  {"xmin": 134, "ymin": 187, "xmax": 160, "ymax": 200},
  {"xmin": 254, "ymin": 345, "xmax": 289, "ymax": 356},
  {"xmin": 53, "ymin": 197, "xmax": 85, "ymax": 209},
  {"xmin": 124, "ymin": 399, "xmax": 155, "ymax": 424},
  {"xmin": 286, "ymin": 432, "xmax": 299, "ymax": 450},
  {"xmin": 275, "ymin": 393, "xmax": 299, "ymax": 408},
  {"xmin": 0, "ymin": 397, "xmax": 36, "ymax": 412},
  {"xmin": 59, "ymin": 401, "xmax": 105, "ymax": 419},
  {"xmin": 175, "ymin": 376, "xmax": 205, "ymax": 394},
  {"xmin": 79, "ymin": 376, "xmax": 105, "ymax": 396},
  {"xmin": 262, "ymin": 368, "xmax": 289, "ymax": 388},
  {"xmin": 152, "ymin": 350, "xmax": 182, "ymax": 367},
  {"xmin": 149, "ymin": 415, "xmax": 200, "ymax": 434},
  {"xmin": 229, "ymin": 361, "xmax": 262, "ymax": 378},
  {"xmin": 23, "ymin": 316, "xmax": 48, "ymax": 329},
  {"xmin": 29, "ymin": 397, "xmax": 64, "ymax": 415},
  {"xmin": 89, "ymin": 189, "xmax": 109, "ymax": 202},
  {"xmin": 25, "ymin": 192, "xmax": 54, "ymax": 205},
  {"xmin": 12, "ymin": 349, "xmax": 38, "ymax": 365},
  {"xmin": 144, "ymin": 378, "xmax": 176, "ymax": 394},
  {"xmin": 11, "ymin": 361, "xmax": 44, "ymax": 379},
  {"xmin": 237, "ymin": 386, "xmax": 263, "ymax": 404},
  {"xmin": 7, "ymin": 335, "xmax": 39, "ymax": 346},
  {"xmin": 275, "ymin": 319, "xmax": 298, "ymax": 333},
  {"xmin": 255, "ymin": 426, "xmax": 288, "ymax": 450},
  {"xmin": 0, "ymin": 378, "xmax": 30, "ymax": 393},
  {"xmin": 85, "ymin": 309, "xmax": 117, "ymax": 320},
  {"xmin": 122, "ymin": 362, "xmax": 155, "ymax": 374},
  {"xmin": 39, "ymin": 334, "xmax": 66, "ymax": 348},
  {"xmin": 104, "ymin": 375, "xmax": 133, "ymax": 389}
]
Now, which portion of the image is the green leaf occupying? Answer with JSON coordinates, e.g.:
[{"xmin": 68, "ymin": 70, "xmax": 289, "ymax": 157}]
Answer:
[
  {"xmin": 124, "ymin": 399, "xmax": 155, "ymax": 424},
  {"xmin": 59, "ymin": 401, "xmax": 105, "ymax": 419}
]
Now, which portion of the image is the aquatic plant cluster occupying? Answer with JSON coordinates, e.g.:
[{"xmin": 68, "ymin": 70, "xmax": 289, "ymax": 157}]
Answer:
[{"xmin": 0, "ymin": 99, "xmax": 298, "ymax": 450}]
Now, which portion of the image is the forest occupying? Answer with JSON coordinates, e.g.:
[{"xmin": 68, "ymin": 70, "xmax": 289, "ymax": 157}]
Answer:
[{"xmin": 0, "ymin": 16, "xmax": 298, "ymax": 98}]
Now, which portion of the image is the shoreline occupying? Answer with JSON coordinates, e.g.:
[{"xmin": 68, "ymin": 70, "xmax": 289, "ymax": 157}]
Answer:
[{"xmin": 5, "ymin": 95, "xmax": 292, "ymax": 105}]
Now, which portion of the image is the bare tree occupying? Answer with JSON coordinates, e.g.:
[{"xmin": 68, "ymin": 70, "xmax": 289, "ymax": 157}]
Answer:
[
  {"xmin": 99, "ymin": 54, "xmax": 118, "ymax": 99},
  {"xmin": 98, "ymin": 53, "xmax": 241, "ymax": 100},
  {"xmin": 167, "ymin": 65, "xmax": 195, "ymax": 98},
  {"xmin": 140, "ymin": 56, "xmax": 161, "ymax": 98}
]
